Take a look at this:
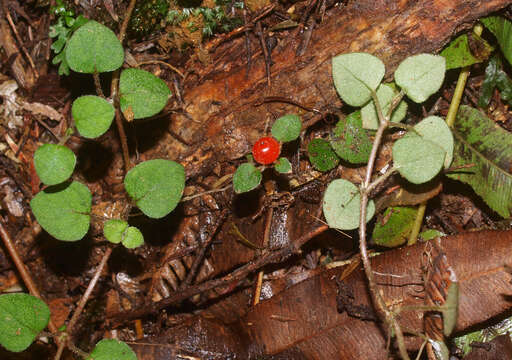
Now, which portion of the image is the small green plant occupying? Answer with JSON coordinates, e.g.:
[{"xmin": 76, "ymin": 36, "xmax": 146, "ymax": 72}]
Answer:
[
  {"xmin": 0, "ymin": 293, "xmax": 137, "ymax": 358},
  {"xmin": 320, "ymin": 52, "xmax": 450, "ymax": 231},
  {"xmin": 49, "ymin": 0, "xmax": 88, "ymax": 75},
  {"xmin": 33, "ymin": 19, "xmax": 183, "ymax": 247},
  {"xmin": 232, "ymin": 114, "xmax": 302, "ymax": 194}
]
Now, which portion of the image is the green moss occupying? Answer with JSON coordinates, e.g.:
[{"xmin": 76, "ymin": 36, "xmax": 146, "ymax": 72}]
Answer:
[{"xmin": 129, "ymin": 0, "xmax": 170, "ymax": 36}]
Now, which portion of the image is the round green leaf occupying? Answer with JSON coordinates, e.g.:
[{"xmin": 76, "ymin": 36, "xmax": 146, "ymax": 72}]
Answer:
[
  {"xmin": 271, "ymin": 114, "xmax": 302, "ymax": 142},
  {"xmin": 307, "ymin": 138, "xmax": 339, "ymax": 171},
  {"xmin": 394, "ymin": 54, "xmax": 446, "ymax": 103},
  {"xmin": 119, "ymin": 68, "xmax": 171, "ymax": 119},
  {"xmin": 65, "ymin": 20, "xmax": 124, "ymax": 73},
  {"xmin": 410, "ymin": 116, "xmax": 454, "ymax": 168},
  {"xmin": 274, "ymin": 157, "xmax": 292, "ymax": 174},
  {"xmin": 30, "ymin": 181, "xmax": 91, "ymax": 241},
  {"xmin": 103, "ymin": 219, "xmax": 128, "ymax": 244},
  {"xmin": 87, "ymin": 339, "xmax": 137, "ymax": 360},
  {"xmin": 393, "ymin": 136, "xmax": 446, "ymax": 184},
  {"xmin": 0, "ymin": 293, "xmax": 50, "ymax": 353},
  {"xmin": 72, "ymin": 95, "xmax": 115, "ymax": 139},
  {"xmin": 233, "ymin": 163, "xmax": 262, "ymax": 194},
  {"xmin": 34, "ymin": 144, "xmax": 76, "ymax": 185},
  {"xmin": 361, "ymin": 84, "xmax": 408, "ymax": 129},
  {"xmin": 322, "ymin": 179, "xmax": 375, "ymax": 230},
  {"xmin": 122, "ymin": 226, "xmax": 144, "ymax": 249},
  {"xmin": 124, "ymin": 159, "xmax": 185, "ymax": 219},
  {"xmin": 332, "ymin": 52, "xmax": 385, "ymax": 107},
  {"xmin": 330, "ymin": 111, "xmax": 372, "ymax": 164}
]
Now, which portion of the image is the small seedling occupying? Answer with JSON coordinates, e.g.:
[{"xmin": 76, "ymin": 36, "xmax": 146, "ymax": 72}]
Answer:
[{"xmin": 233, "ymin": 114, "xmax": 302, "ymax": 194}]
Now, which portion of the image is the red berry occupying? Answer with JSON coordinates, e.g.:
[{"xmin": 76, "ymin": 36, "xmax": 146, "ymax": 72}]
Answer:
[{"xmin": 252, "ymin": 136, "xmax": 281, "ymax": 165}]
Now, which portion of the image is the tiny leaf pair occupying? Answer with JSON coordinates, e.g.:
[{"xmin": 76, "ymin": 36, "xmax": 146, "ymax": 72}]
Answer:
[{"xmin": 233, "ymin": 114, "xmax": 302, "ymax": 194}]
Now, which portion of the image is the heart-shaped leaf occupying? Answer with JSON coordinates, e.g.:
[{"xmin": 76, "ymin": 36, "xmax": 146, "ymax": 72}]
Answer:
[
  {"xmin": 271, "ymin": 114, "xmax": 302, "ymax": 142},
  {"xmin": 124, "ymin": 159, "xmax": 185, "ymax": 219},
  {"xmin": 30, "ymin": 181, "xmax": 91, "ymax": 241},
  {"xmin": 332, "ymin": 53, "xmax": 385, "ymax": 106},
  {"xmin": 233, "ymin": 163, "xmax": 262, "ymax": 194},
  {"xmin": 72, "ymin": 95, "xmax": 115, "ymax": 138},
  {"xmin": 0, "ymin": 293, "xmax": 50, "ymax": 352},
  {"xmin": 330, "ymin": 111, "xmax": 372, "ymax": 164},
  {"xmin": 274, "ymin": 157, "xmax": 292, "ymax": 174},
  {"xmin": 393, "ymin": 136, "xmax": 446, "ymax": 184},
  {"xmin": 34, "ymin": 144, "xmax": 76, "ymax": 185},
  {"xmin": 66, "ymin": 20, "xmax": 124, "ymax": 73},
  {"xmin": 395, "ymin": 54, "xmax": 446, "ymax": 103},
  {"xmin": 103, "ymin": 219, "xmax": 128, "ymax": 244},
  {"xmin": 121, "ymin": 226, "xmax": 144, "ymax": 249},
  {"xmin": 410, "ymin": 116, "xmax": 453, "ymax": 168},
  {"xmin": 308, "ymin": 138, "xmax": 339, "ymax": 171},
  {"xmin": 119, "ymin": 68, "xmax": 171, "ymax": 119},
  {"xmin": 323, "ymin": 179, "xmax": 375, "ymax": 230}
]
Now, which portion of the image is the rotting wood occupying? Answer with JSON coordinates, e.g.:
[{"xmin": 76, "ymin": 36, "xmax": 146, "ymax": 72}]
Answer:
[{"xmin": 161, "ymin": 0, "xmax": 512, "ymax": 177}]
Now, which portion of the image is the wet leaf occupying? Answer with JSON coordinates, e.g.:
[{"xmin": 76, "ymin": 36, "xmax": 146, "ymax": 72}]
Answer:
[{"xmin": 447, "ymin": 105, "xmax": 512, "ymax": 218}]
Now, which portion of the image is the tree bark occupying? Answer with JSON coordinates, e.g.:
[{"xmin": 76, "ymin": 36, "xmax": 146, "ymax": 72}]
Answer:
[{"xmin": 161, "ymin": 0, "xmax": 512, "ymax": 176}]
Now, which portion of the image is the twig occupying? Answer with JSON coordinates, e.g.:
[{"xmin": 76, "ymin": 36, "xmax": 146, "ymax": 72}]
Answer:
[
  {"xmin": 255, "ymin": 21, "xmax": 271, "ymax": 87},
  {"xmin": 254, "ymin": 96, "xmax": 322, "ymax": 114},
  {"xmin": 4, "ymin": 7, "xmax": 38, "ymax": 77},
  {"xmin": 252, "ymin": 206, "xmax": 273, "ymax": 305},
  {"xmin": 358, "ymin": 91, "xmax": 410, "ymax": 360},
  {"xmin": 109, "ymin": 224, "xmax": 328, "ymax": 322},
  {"xmin": 93, "ymin": 73, "xmax": 105, "ymax": 98},
  {"xmin": 54, "ymin": 247, "xmax": 113, "ymax": 360},
  {"xmin": 0, "ymin": 221, "xmax": 58, "ymax": 333},
  {"xmin": 179, "ymin": 210, "xmax": 228, "ymax": 288},
  {"xmin": 136, "ymin": 60, "xmax": 184, "ymax": 78},
  {"xmin": 110, "ymin": 0, "xmax": 138, "ymax": 172},
  {"xmin": 181, "ymin": 185, "xmax": 232, "ymax": 202}
]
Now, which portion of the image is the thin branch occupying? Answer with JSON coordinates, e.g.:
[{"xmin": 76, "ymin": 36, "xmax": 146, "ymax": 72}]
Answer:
[
  {"xmin": 54, "ymin": 247, "xmax": 112, "ymax": 360},
  {"xmin": 0, "ymin": 221, "xmax": 58, "ymax": 333},
  {"xmin": 109, "ymin": 224, "xmax": 328, "ymax": 322},
  {"xmin": 110, "ymin": 0, "xmax": 138, "ymax": 172}
]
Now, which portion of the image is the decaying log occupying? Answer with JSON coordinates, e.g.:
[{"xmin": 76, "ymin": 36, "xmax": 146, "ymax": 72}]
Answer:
[{"xmin": 161, "ymin": 0, "xmax": 512, "ymax": 176}]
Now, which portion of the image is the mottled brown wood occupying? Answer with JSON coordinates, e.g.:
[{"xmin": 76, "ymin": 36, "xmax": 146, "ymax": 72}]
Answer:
[{"xmin": 164, "ymin": 0, "xmax": 512, "ymax": 177}]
